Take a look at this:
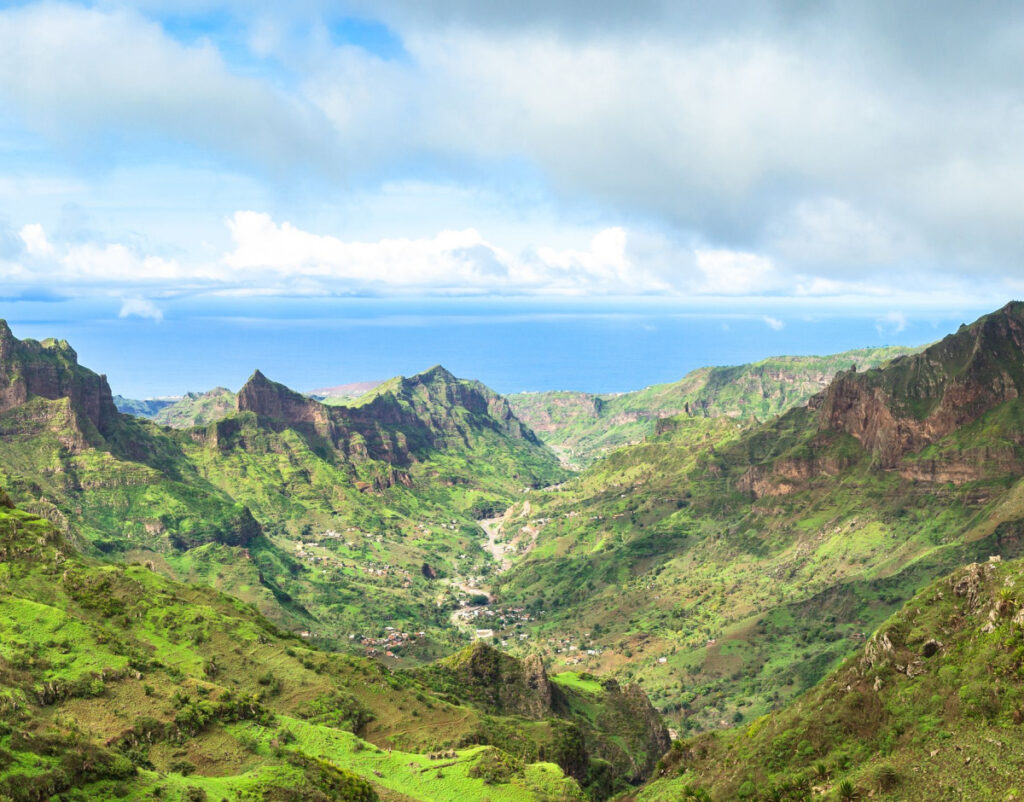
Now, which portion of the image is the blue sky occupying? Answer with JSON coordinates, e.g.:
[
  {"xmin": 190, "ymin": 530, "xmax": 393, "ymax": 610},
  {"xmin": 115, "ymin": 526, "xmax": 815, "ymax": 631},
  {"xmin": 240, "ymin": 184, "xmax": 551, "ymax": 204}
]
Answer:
[{"xmin": 0, "ymin": 1, "xmax": 1021, "ymax": 395}]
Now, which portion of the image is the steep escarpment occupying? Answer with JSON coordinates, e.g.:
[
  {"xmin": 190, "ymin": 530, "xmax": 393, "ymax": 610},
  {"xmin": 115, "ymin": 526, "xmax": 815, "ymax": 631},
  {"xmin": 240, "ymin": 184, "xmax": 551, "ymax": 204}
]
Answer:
[
  {"xmin": 492, "ymin": 305, "xmax": 1024, "ymax": 740},
  {"xmin": 0, "ymin": 319, "xmax": 118, "ymax": 438},
  {"xmin": 412, "ymin": 642, "xmax": 670, "ymax": 794},
  {"xmin": 348, "ymin": 365, "xmax": 543, "ymax": 449},
  {"xmin": 233, "ymin": 365, "xmax": 554, "ymax": 471},
  {"xmin": 814, "ymin": 301, "xmax": 1024, "ymax": 467},
  {"xmin": 0, "ymin": 322, "xmax": 565, "ymax": 647}
]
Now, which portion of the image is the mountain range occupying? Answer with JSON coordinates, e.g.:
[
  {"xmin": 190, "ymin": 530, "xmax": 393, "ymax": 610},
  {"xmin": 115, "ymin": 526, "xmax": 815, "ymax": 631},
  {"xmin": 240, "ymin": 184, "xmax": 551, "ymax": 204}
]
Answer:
[{"xmin": 4, "ymin": 303, "xmax": 1024, "ymax": 799}]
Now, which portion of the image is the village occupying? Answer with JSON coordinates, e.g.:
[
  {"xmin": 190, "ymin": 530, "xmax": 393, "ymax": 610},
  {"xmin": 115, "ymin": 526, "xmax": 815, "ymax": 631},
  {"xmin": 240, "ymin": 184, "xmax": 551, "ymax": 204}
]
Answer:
[{"xmin": 358, "ymin": 627, "xmax": 427, "ymax": 659}]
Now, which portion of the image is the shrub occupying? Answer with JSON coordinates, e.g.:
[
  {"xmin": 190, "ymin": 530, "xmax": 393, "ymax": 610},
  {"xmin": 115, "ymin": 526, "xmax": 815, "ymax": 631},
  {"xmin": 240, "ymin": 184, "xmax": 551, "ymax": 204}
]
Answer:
[{"xmin": 873, "ymin": 763, "xmax": 900, "ymax": 791}]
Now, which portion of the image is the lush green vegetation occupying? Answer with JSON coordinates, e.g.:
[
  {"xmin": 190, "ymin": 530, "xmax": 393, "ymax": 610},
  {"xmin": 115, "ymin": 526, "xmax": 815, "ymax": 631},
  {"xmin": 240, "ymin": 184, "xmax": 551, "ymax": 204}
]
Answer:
[
  {"xmin": 0, "ymin": 336, "xmax": 567, "ymax": 654},
  {"xmin": 12, "ymin": 305, "xmax": 1024, "ymax": 801},
  {"xmin": 633, "ymin": 555, "xmax": 1024, "ymax": 800},
  {"xmin": 152, "ymin": 388, "xmax": 237, "ymax": 429},
  {"xmin": 0, "ymin": 498, "xmax": 666, "ymax": 799},
  {"xmin": 112, "ymin": 395, "xmax": 177, "ymax": 419},
  {"xmin": 508, "ymin": 346, "xmax": 918, "ymax": 467},
  {"xmin": 490, "ymin": 309, "xmax": 1024, "ymax": 737}
]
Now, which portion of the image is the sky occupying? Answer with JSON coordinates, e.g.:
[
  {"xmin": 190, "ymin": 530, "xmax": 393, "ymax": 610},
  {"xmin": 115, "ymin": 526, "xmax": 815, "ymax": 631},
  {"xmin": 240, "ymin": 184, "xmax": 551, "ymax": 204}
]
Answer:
[{"xmin": 0, "ymin": 1, "xmax": 1021, "ymax": 396}]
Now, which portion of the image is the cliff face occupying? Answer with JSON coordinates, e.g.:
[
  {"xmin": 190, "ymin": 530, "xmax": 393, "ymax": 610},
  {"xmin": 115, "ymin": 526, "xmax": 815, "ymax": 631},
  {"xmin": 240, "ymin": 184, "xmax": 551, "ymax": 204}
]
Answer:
[
  {"xmin": 0, "ymin": 320, "xmax": 118, "ymax": 438},
  {"xmin": 814, "ymin": 302, "xmax": 1024, "ymax": 469},
  {"xmin": 429, "ymin": 641, "xmax": 557, "ymax": 719},
  {"xmin": 235, "ymin": 365, "xmax": 548, "ymax": 469},
  {"xmin": 237, "ymin": 370, "xmax": 336, "ymax": 439},
  {"xmin": 351, "ymin": 366, "xmax": 542, "ymax": 447}
]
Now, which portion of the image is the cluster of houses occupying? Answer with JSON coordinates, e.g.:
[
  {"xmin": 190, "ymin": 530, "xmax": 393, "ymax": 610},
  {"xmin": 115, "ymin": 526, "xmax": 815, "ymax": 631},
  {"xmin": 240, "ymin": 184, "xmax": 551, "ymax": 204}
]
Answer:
[
  {"xmin": 359, "ymin": 627, "xmax": 426, "ymax": 658},
  {"xmin": 451, "ymin": 604, "xmax": 537, "ymax": 630},
  {"xmin": 543, "ymin": 635, "xmax": 603, "ymax": 663}
]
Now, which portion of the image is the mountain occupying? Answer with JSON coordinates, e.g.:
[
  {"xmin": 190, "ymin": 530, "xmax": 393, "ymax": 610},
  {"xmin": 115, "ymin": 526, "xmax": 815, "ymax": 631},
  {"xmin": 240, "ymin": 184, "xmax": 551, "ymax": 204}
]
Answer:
[
  {"xmin": 115, "ymin": 388, "xmax": 237, "ymax": 429},
  {"xmin": 489, "ymin": 303, "xmax": 1024, "ymax": 735},
  {"xmin": 633, "ymin": 555, "xmax": 1024, "ymax": 801},
  {"xmin": 113, "ymin": 394, "xmax": 178, "ymax": 418},
  {"xmin": 0, "ymin": 321, "xmax": 565, "ymax": 654},
  {"xmin": 0, "ymin": 497, "xmax": 663, "ymax": 800},
  {"xmin": 154, "ymin": 387, "xmax": 237, "ymax": 428},
  {"xmin": 0, "ymin": 320, "xmax": 118, "ymax": 438},
  {"xmin": 508, "ymin": 345, "xmax": 918, "ymax": 466}
]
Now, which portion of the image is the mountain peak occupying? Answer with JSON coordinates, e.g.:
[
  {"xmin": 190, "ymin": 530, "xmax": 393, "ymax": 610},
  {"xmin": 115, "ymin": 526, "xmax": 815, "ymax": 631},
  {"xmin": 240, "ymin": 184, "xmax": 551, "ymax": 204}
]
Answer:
[
  {"xmin": 816, "ymin": 300, "xmax": 1024, "ymax": 466},
  {"xmin": 0, "ymin": 321, "xmax": 117, "ymax": 436},
  {"xmin": 416, "ymin": 364, "xmax": 456, "ymax": 381},
  {"xmin": 237, "ymin": 370, "xmax": 315, "ymax": 418}
]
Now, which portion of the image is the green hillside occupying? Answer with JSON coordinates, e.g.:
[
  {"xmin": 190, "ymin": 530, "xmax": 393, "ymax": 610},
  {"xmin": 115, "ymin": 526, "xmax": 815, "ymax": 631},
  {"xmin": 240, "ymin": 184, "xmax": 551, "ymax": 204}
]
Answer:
[
  {"xmin": 115, "ymin": 389, "xmax": 237, "ymax": 429},
  {"xmin": 154, "ymin": 388, "xmax": 237, "ymax": 429},
  {"xmin": 633, "ymin": 555, "xmax": 1024, "ymax": 801},
  {"xmin": 113, "ymin": 396, "xmax": 177, "ymax": 419},
  {"xmin": 489, "ymin": 304, "xmax": 1024, "ymax": 736},
  {"xmin": 0, "ymin": 495, "xmax": 669, "ymax": 800},
  {"xmin": 0, "ymin": 323, "xmax": 566, "ymax": 656},
  {"xmin": 508, "ymin": 346, "xmax": 918, "ymax": 467}
]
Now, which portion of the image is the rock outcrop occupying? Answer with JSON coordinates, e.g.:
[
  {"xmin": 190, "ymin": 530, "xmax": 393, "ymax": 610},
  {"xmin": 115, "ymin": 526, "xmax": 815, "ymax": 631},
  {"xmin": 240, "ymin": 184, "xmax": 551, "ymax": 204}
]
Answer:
[
  {"xmin": 814, "ymin": 301, "xmax": 1024, "ymax": 468},
  {"xmin": 237, "ymin": 370, "xmax": 336, "ymax": 439},
  {"xmin": 0, "ymin": 320, "xmax": 118, "ymax": 437},
  {"xmin": 234, "ymin": 365, "xmax": 547, "ymax": 470},
  {"xmin": 430, "ymin": 641, "xmax": 557, "ymax": 719}
]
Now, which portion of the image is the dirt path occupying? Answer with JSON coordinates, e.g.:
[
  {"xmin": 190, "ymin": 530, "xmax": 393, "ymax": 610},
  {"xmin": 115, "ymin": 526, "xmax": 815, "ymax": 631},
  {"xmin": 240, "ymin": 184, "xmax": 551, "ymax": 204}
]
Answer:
[
  {"xmin": 449, "ymin": 501, "xmax": 540, "ymax": 631},
  {"xmin": 478, "ymin": 500, "xmax": 534, "ymax": 573}
]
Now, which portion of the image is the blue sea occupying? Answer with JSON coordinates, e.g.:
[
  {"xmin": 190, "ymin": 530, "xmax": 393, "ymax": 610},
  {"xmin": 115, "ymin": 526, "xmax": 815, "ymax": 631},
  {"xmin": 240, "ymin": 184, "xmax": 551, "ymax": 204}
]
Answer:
[{"xmin": 1, "ymin": 296, "xmax": 998, "ymax": 399}]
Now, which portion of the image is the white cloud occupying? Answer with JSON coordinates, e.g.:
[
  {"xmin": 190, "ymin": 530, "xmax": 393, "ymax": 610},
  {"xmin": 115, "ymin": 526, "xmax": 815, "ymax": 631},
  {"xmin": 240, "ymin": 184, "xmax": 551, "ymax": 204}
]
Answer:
[
  {"xmin": 763, "ymin": 316, "xmax": 784, "ymax": 331},
  {"xmin": 0, "ymin": 214, "xmax": 1018, "ymax": 313},
  {"xmin": 19, "ymin": 223, "xmax": 53, "ymax": 258},
  {"xmin": 3, "ymin": 2, "xmax": 1024, "ymax": 292},
  {"xmin": 695, "ymin": 250, "xmax": 779, "ymax": 295},
  {"xmin": 223, "ymin": 212, "xmax": 681, "ymax": 294},
  {"xmin": 876, "ymin": 311, "xmax": 908, "ymax": 335},
  {"xmin": 0, "ymin": 4, "xmax": 337, "ymax": 176},
  {"xmin": 118, "ymin": 297, "xmax": 164, "ymax": 321}
]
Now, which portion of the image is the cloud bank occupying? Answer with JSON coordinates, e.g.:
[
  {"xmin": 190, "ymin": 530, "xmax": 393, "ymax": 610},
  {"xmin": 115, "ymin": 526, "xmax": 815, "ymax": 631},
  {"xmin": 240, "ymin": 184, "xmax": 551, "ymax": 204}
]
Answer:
[{"xmin": 0, "ymin": 1, "xmax": 1022, "ymax": 308}]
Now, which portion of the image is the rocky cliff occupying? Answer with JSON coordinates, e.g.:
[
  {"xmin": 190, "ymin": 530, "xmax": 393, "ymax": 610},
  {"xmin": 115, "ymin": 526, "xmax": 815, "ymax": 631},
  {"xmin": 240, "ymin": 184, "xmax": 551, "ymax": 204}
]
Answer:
[
  {"xmin": 509, "ymin": 345, "xmax": 917, "ymax": 466},
  {"xmin": 813, "ymin": 301, "xmax": 1024, "ymax": 468},
  {"xmin": 0, "ymin": 320, "xmax": 118, "ymax": 438},
  {"xmin": 233, "ymin": 364, "xmax": 548, "ymax": 470},
  {"xmin": 237, "ymin": 369, "xmax": 337, "ymax": 439}
]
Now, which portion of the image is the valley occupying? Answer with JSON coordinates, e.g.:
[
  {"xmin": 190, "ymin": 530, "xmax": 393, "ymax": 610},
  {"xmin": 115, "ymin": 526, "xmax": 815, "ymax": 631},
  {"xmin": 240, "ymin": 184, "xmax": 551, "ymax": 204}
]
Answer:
[{"xmin": 4, "ymin": 303, "xmax": 1024, "ymax": 799}]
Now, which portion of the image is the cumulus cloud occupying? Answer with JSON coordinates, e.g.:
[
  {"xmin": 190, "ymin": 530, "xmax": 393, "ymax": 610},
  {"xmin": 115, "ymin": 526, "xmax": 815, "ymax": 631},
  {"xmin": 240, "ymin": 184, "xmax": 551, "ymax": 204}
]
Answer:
[
  {"xmin": 19, "ymin": 223, "xmax": 54, "ymax": 258},
  {"xmin": 2, "ymin": 213, "xmax": 1018, "ymax": 310},
  {"xmin": 876, "ymin": 311, "xmax": 908, "ymax": 335},
  {"xmin": 118, "ymin": 297, "xmax": 164, "ymax": 321},
  {"xmin": 222, "ymin": 212, "xmax": 683, "ymax": 294},
  {"xmin": 763, "ymin": 316, "xmax": 784, "ymax": 331},
  {"xmin": 695, "ymin": 249, "xmax": 779, "ymax": 295},
  {"xmin": 0, "ymin": 3, "xmax": 338, "ymax": 176},
  {"xmin": 2, "ymin": 1, "xmax": 1024, "ymax": 291}
]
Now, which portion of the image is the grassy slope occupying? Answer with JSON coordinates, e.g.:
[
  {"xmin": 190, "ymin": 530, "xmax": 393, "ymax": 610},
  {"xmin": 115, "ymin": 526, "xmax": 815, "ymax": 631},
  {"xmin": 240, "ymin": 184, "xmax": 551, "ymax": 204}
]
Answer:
[
  {"xmin": 633, "ymin": 556, "xmax": 1024, "ymax": 801},
  {"xmin": 0, "ymin": 500, "xmax": 604, "ymax": 801},
  {"xmin": 152, "ymin": 388, "xmax": 237, "ymax": 429},
  {"xmin": 0, "ymin": 358, "xmax": 567, "ymax": 658},
  {"xmin": 114, "ymin": 389, "xmax": 237, "ymax": 429},
  {"xmin": 112, "ymin": 396, "xmax": 177, "ymax": 419},
  {"xmin": 508, "ymin": 346, "xmax": 918, "ymax": 467},
  {"xmin": 491, "ymin": 395, "xmax": 1024, "ymax": 734}
]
